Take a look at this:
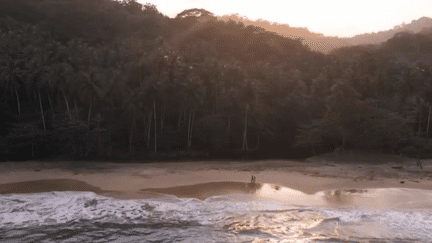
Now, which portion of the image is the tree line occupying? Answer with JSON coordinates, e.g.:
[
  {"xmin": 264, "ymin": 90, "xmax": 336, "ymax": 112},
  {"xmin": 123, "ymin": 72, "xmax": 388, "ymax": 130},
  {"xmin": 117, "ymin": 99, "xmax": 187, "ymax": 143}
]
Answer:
[{"xmin": 1, "ymin": 0, "xmax": 432, "ymax": 161}]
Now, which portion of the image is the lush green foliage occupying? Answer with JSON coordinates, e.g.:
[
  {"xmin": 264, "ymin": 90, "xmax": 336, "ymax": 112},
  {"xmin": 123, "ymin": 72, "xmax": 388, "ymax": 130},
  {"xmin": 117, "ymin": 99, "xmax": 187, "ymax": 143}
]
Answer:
[{"xmin": 1, "ymin": 0, "xmax": 432, "ymax": 161}]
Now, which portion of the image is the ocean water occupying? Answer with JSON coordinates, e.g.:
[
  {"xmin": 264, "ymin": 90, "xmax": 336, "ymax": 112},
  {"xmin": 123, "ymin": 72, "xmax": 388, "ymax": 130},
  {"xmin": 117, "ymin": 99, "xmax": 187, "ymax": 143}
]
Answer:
[{"xmin": 1, "ymin": 184, "xmax": 432, "ymax": 243}]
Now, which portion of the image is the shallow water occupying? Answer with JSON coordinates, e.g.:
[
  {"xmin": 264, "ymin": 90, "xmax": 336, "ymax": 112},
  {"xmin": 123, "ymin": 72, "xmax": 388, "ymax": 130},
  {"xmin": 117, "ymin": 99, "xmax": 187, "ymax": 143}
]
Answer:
[{"xmin": 1, "ymin": 184, "xmax": 432, "ymax": 242}]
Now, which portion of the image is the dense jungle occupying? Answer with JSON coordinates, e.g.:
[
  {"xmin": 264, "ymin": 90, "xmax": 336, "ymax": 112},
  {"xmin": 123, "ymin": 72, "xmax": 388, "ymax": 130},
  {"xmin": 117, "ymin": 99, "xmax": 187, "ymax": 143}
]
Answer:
[{"xmin": 1, "ymin": 0, "xmax": 432, "ymax": 161}]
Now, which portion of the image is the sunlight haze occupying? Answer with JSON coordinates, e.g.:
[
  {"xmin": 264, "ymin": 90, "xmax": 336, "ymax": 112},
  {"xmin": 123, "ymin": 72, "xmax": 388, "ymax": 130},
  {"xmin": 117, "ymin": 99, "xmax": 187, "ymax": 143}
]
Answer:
[{"xmin": 141, "ymin": 0, "xmax": 432, "ymax": 37}]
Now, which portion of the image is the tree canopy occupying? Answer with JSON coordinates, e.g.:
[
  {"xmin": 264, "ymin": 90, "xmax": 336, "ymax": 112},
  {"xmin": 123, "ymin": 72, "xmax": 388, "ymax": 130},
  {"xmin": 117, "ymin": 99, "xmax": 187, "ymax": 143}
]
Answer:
[{"xmin": 1, "ymin": 0, "xmax": 432, "ymax": 161}]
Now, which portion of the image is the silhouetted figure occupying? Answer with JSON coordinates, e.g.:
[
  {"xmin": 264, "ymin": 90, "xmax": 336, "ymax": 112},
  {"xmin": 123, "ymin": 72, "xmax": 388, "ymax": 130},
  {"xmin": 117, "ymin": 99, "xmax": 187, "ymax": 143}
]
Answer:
[
  {"xmin": 251, "ymin": 175, "xmax": 256, "ymax": 184},
  {"xmin": 416, "ymin": 154, "xmax": 423, "ymax": 170}
]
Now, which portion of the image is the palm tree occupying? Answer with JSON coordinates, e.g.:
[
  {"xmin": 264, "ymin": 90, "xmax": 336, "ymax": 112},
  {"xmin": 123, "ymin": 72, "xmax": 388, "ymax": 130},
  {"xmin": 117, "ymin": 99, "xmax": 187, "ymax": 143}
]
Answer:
[
  {"xmin": 38, "ymin": 87, "xmax": 46, "ymax": 131},
  {"xmin": 153, "ymin": 100, "xmax": 157, "ymax": 153},
  {"xmin": 79, "ymin": 70, "xmax": 103, "ymax": 127},
  {"xmin": 183, "ymin": 71, "xmax": 205, "ymax": 149},
  {"xmin": 34, "ymin": 69, "xmax": 53, "ymax": 131},
  {"xmin": 140, "ymin": 75, "xmax": 162, "ymax": 153},
  {"xmin": 242, "ymin": 104, "xmax": 249, "ymax": 150},
  {"xmin": 427, "ymin": 105, "xmax": 431, "ymax": 136},
  {"xmin": 122, "ymin": 88, "xmax": 145, "ymax": 153},
  {"xmin": 0, "ymin": 54, "xmax": 26, "ymax": 115}
]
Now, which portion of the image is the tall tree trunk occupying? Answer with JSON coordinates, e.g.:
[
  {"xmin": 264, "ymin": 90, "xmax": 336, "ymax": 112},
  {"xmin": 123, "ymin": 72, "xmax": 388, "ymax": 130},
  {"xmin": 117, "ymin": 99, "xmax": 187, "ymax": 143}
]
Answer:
[
  {"xmin": 129, "ymin": 113, "xmax": 135, "ymax": 153},
  {"xmin": 15, "ymin": 88, "xmax": 20, "ymax": 114},
  {"xmin": 38, "ymin": 89, "xmax": 46, "ymax": 131},
  {"xmin": 107, "ymin": 125, "xmax": 112, "ymax": 157},
  {"xmin": 57, "ymin": 90, "xmax": 61, "ymax": 112},
  {"xmin": 215, "ymin": 90, "xmax": 219, "ymax": 115},
  {"xmin": 47, "ymin": 91, "xmax": 54, "ymax": 121},
  {"xmin": 33, "ymin": 90, "xmax": 37, "ymax": 111},
  {"xmin": 147, "ymin": 112, "xmax": 152, "ymax": 148},
  {"xmin": 160, "ymin": 107, "xmax": 165, "ymax": 134},
  {"xmin": 27, "ymin": 89, "xmax": 32, "ymax": 108},
  {"xmin": 88, "ymin": 98, "xmax": 92, "ymax": 127},
  {"xmin": 178, "ymin": 110, "xmax": 182, "ymax": 132},
  {"xmin": 98, "ymin": 137, "xmax": 102, "ymax": 157},
  {"xmin": 418, "ymin": 107, "xmax": 422, "ymax": 136},
  {"xmin": 427, "ymin": 104, "xmax": 431, "ymax": 136},
  {"xmin": 187, "ymin": 108, "xmax": 191, "ymax": 149},
  {"xmin": 254, "ymin": 134, "xmax": 260, "ymax": 150},
  {"xmin": 129, "ymin": 126, "xmax": 133, "ymax": 153},
  {"xmin": 63, "ymin": 92, "xmax": 70, "ymax": 111},
  {"xmin": 242, "ymin": 104, "xmax": 248, "ymax": 150},
  {"xmin": 153, "ymin": 101, "xmax": 157, "ymax": 153},
  {"xmin": 191, "ymin": 109, "xmax": 195, "ymax": 140},
  {"xmin": 31, "ymin": 142, "xmax": 34, "ymax": 158},
  {"xmin": 63, "ymin": 91, "xmax": 71, "ymax": 119},
  {"xmin": 188, "ymin": 109, "xmax": 195, "ymax": 149}
]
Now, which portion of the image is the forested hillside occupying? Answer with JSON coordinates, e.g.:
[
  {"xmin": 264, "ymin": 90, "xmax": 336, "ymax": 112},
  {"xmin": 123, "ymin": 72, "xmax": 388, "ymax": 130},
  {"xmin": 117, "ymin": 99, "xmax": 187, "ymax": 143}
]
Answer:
[
  {"xmin": 1, "ymin": 0, "xmax": 432, "ymax": 161},
  {"xmin": 219, "ymin": 15, "xmax": 432, "ymax": 53}
]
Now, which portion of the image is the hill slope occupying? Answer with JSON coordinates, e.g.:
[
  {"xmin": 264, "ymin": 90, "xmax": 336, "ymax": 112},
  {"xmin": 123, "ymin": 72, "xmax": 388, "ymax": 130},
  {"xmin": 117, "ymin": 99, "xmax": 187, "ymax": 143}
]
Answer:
[{"xmin": 218, "ymin": 15, "xmax": 432, "ymax": 53}]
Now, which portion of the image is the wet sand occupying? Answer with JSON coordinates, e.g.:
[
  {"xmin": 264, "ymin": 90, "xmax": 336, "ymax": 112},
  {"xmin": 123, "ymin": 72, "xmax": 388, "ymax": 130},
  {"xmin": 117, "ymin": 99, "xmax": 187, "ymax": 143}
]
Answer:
[
  {"xmin": 0, "ymin": 179, "xmax": 107, "ymax": 194},
  {"xmin": 1, "ymin": 152, "xmax": 432, "ymax": 201},
  {"xmin": 140, "ymin": 181, "xmax": 263, "ymax": 199}
]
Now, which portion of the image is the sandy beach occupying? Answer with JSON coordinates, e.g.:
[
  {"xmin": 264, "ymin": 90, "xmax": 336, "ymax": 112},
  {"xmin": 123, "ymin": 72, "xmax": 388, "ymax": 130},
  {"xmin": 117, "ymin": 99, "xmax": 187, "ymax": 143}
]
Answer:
[
  {"xmin": 1, "ymin": 151, "xmax": 432, "ymax": 201},
  {"xmin": 3, "ymin": 151, "xmax": 432, "ymax": 242}
]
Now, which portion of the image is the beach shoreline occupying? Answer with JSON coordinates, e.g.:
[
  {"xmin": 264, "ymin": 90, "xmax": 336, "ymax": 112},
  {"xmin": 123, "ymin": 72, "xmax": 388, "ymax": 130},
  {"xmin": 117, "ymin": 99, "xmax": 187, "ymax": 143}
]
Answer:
[{"xmin": 1, "ymin": 152, "xmax": 432, "ymax": 199}]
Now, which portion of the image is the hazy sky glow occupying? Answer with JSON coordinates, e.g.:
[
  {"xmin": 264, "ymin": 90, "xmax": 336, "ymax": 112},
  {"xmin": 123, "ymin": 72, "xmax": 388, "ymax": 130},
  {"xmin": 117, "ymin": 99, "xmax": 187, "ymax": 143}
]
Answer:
[{"xmin": 139, "ymin": 0, "xmax": 432, "ymax": 37}]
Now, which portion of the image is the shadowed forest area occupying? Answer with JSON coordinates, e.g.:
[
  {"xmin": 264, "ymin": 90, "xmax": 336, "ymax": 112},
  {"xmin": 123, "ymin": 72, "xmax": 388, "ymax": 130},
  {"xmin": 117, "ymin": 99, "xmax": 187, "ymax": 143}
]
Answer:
[{"xmin": 1, "ymin": 0, "xmax": 432, "ymax": 162}]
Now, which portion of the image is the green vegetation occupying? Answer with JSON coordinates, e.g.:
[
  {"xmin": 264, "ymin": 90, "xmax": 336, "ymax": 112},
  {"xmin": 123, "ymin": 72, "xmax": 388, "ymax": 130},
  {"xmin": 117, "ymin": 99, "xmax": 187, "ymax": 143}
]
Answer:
[{"xmin": 1, "ymin": 0, "xmax": 432, "ymax": 161}]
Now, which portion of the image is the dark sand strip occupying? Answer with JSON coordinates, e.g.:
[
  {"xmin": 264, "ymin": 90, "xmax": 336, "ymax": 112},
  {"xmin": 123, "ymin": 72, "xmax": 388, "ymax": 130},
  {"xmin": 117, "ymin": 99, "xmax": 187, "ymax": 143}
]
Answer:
[
  {"xmin": 0, "ymin": 179, "xmax": 263, "ymax": 200},
  {"xmin": 0, "ymin": 179, "xmax": 109, "ymax": 194}
]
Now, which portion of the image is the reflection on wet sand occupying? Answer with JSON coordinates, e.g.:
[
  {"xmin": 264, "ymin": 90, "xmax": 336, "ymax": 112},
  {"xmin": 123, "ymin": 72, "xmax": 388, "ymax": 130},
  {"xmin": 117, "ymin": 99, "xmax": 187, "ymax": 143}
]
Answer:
[
  {"xmin": 2, "ymin": 178, "xmax": 432, "ymax": 210},
  {"xmin": 246, "ymin": 182, "xmax": 261, "ymax": 194},
  {"xmin": 323, "ymin": 189, "xmax": 368, "ymax": 206},
  {"xmin": 141, "ymin": 182, "xmax": 432, "ymax": 210},
  {"xmin": 140, "ymin": 182, "xmax": 263, "ymax": 199}
]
